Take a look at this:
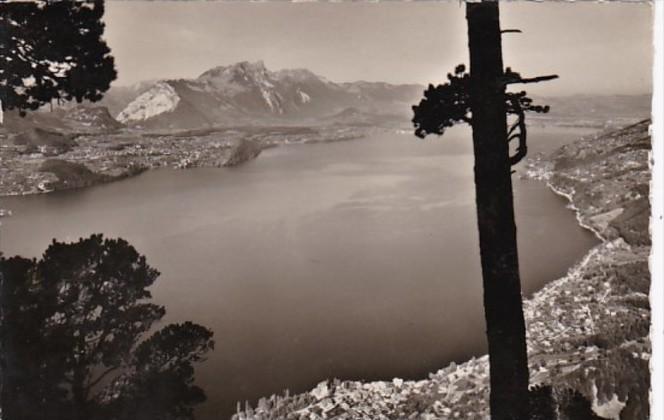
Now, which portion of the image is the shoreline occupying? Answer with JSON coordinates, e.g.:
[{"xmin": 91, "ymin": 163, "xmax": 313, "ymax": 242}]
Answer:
[
  {"xmin": 231, "ymin": 120, "xmax": 651, "ymax": 420},
  {"xmin": 229, "ymin": 204, "xmax": 608, "ymax": 420},
  {"xmin": 545, "ymin": 181, "xmax": 605, "ymax": 242},
  {"xmin": 0, "ymin": 124, "xmax": 376, "ymax": 199},
  {"xmin": 1, "ymin": 120, "xmax": 650, "ymax": 419}
]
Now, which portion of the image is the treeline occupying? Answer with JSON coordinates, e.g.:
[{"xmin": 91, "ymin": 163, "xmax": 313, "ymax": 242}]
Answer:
[{"xmin": 0, "ymin": 235, "xmax": 214, "ymax": 420}]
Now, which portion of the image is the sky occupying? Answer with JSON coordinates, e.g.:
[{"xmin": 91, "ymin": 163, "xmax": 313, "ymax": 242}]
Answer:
[{"xmin": 103, "ymin": 1, "xmax": 653, "ymax": 96}]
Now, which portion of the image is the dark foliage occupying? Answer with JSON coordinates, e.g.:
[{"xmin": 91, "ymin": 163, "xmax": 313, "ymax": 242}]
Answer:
[
  {"xmin": 557, "ymin": 388, "xmax": 608, "ymax": 420},
  {"xmin": 0, "ymin": 235, "xmax": 214, "ymax": 420},
  {"xmin": 0, "ymin": 0, "xmax": 116, "ymax": 115},
  {"xmin": 529, "ymin": 385, "xmax": 610, "ymax": 420},
  {"xmin": 0, "ymin": 256, "xmax": 71, "ymax": 420},
  {"xmin": 411, "ymin": 64, "xmax": 555, "ymax": 166},
  {"xmin": 410, "ymin": 3, "xmax": 559, "ymax": 420},
  {"xmin": 411, "ymin": 64, "xmax": 471, "ymax": 138},
  {"xmin": 99, "ymin": 322, "xmax": 214, "ymax": 420},
  {"xmin": 528, "ymin": 385, "xmax": 556, "ymax": 420}
]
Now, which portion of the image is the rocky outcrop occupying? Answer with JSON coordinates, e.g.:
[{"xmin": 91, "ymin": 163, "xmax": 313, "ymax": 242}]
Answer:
[
  {"xmin": 223, "ymin": 139, "xmax": 263, "ymax": 167},
  {"xmin": 231, "ymin": 120, "xmax": 652, "ymax": 420},
  {"xmin": 115, "ymin": 61, "xmax": 421, "ymax": 130},
  {"xmin": 116, "ymin": 82, "xmax": 181, "ymax": 124}
]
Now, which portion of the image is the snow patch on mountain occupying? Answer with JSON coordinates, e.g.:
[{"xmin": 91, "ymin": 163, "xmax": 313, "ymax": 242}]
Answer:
[
  {"xmin": 117, "ymin": 82, "xmax": 180, "ymax": 123},
  {"xmin": 261, "ymin": 88, "xmax": 283, "ymax": 113},
  {"xmin": 110, "ymin": 61, "xmax": 423, "ymax": 128},
  {"xmin": 297, "ymin": 89, "xmax": 311, "ymax": 104}
]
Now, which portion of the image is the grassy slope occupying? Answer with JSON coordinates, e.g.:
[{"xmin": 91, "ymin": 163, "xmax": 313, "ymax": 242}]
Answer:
[{"xmin": 231, "ymin": 120, "xmax": 652, "ymax": 420}]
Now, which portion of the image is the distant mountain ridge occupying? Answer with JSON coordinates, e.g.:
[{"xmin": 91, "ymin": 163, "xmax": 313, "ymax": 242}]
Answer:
[
  {"xmin": 530, "ymin": 94, "xmax": 651, "ymax": 128},
  {"xmin": 2, "ymin": 61, "xmax": 651, "ymax": 133},
  {"xmin": 113, "ymin": 61, "xmax": 423, "ymax": 129}
]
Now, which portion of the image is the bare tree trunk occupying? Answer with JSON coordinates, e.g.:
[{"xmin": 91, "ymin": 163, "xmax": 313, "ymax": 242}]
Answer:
[{"xmin": 466, "ymin": 3, "xmax": 529, "ymax": 420}]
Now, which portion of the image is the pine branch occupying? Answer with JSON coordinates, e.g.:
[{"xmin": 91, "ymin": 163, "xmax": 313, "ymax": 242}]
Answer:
[
  {"xmin": 508, "ymin": 74, "xmax": 559, "ymax": 85},
  {"xmin": 85, "ymin": 365, "xmax": 120, "ymax": 394}
]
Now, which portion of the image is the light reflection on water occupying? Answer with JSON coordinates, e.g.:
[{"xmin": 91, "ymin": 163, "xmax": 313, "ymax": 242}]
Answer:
[{"xmin": 0, "ymin": 126, "xmax": 598, "ymax": 419}]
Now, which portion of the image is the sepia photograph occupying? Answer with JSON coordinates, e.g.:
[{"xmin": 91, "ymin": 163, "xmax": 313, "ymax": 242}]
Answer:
[{"xmin": 0, "ymin": 1, "xmax": 659, "ymax": 420}]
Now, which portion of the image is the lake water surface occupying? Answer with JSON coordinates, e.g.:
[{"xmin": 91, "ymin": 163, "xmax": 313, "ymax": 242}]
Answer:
[{"xmin": 0, "ymin": 126, "xmax": 598, "ymax": 419}]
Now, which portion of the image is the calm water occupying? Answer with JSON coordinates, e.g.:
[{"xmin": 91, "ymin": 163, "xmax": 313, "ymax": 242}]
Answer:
[{"xmin": 0, "ymin": 126, "xmax": 597, "ymax": 419}]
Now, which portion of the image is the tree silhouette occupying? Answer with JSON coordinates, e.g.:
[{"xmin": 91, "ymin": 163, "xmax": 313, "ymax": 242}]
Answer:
[
  {"xmin": 413, "ymin": 65, "xmax": 555, "ymax": 167},
  {"xmin": 528, "ymin": 385, "xmax": 609, "ymax": 420},
  {"xmin": 0, "ymin": 0, "xmax": 116, "ymax": 116},
  {"xmin": 0, "ymin": 235, "xmax": 214, "ymax": 420},
  {"xmin": 412, "ymin": 2, "xmax": 557, "ymax": 419},
  {"xmin": 0, "ymin": 256, "xmax": 70, "ymax": 420}
]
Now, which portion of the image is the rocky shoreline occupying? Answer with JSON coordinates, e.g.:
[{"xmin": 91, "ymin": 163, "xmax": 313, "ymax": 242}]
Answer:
[{"xmin": 231, "ymin": 120, "xmax": 652, "ymax": 420}]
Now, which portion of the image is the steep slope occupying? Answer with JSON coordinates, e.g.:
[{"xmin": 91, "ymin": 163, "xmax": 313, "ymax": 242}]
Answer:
[
  {"xmin": 548, "ymin": 120, "xmax": 650, "ymax": 245},
  {"xmin": 95, "ymin": 80, "xmax": 158, "ymax": 116},
  {"xmin": 115, "ymin": 61, "xmax": 422, "ymax": 129},
  {"xmin": 232, "ymin": 120, "xmax": 651, "ymax": 420},
  {"xmin": 116, "ymin": 82, "xmax": 183, "ymax": 125}
]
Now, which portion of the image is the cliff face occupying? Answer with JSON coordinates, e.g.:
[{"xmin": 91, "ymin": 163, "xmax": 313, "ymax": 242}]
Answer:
[
  {"xmin": 223, "ymin": 139, "xmax": 263, "ymax": 167},
  {"xmin": 232, "ymin": 120, "xmax": 652, "ymax": 420}
]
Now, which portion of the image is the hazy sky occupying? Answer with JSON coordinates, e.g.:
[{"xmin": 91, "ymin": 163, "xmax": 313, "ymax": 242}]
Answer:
[{"xmin": 103, "ymin": 1, "xmax": 653, "ymax": 96}]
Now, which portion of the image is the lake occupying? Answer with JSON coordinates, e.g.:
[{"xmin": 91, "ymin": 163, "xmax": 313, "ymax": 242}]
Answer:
[{"xmin": 0, "ymin": 125, "xmax": 598, "ymax": 419}]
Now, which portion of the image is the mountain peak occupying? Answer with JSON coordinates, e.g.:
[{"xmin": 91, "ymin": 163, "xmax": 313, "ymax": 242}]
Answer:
[
  {"xmin": 273, "ymin": 68, "xmax": 325, "ymax": 84},
  {"xmin": 198, "ymin": 60, "xmax": 268, "ymax": 80},
  {"xmin": 116, "ymin": 81, "xmax": 180, "ymax": 123},
  {"xmin": 117, "ymin": 61, "xmax": 424, "ymax": 129},
  {"xmin": 237, "ymin": 60, "xmax": 266, "ymax": 71}
]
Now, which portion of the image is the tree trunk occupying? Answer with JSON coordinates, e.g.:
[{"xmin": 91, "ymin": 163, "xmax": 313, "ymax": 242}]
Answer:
[
  {"xmin": 0, "ymin": 271, "xmax": 16, "ymax": 420},
  {"xmin": 72, "ymin": 366, "xmax": 89, "ymax": 420},
  {"xmin": 0, "ymin": 263, "xmax": 38, "ymax": 420},
  {"xmin": 466, "ymin": 3, "xmax": 530, "ymax": 420}
]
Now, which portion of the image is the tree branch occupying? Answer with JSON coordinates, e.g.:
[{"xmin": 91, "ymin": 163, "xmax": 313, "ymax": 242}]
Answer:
[
  {"xmin": 507, "ymin": 96, "xmax": 528, "ymax": 167},
  {"xmin": 507, "ymin": 74, "xmax": 559, "ymax": 85},
  {"xmin": 508, "ymin": 133, "xmax": 522, "ymax": 143},
  {"xmin": 85, "ymin": 365, "xmax": 120, "ymax": 393},
  {"xmin": 509, "ymin": 147, "xmax": 527, "ymax": 166},
  {"xmin": 507, "ymin": 121, "xmax": 520, "ymax": 137}
]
